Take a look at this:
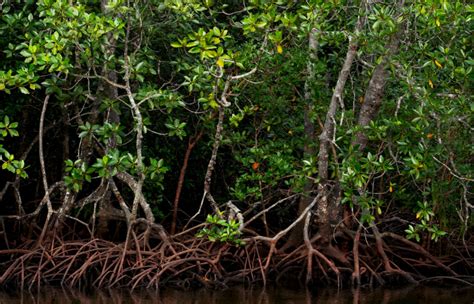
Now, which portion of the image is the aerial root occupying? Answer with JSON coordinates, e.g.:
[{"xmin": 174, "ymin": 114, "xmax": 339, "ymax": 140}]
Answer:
[{"xmin": 0, "ymin": 225, "xmax": 471, "ymax": 289}]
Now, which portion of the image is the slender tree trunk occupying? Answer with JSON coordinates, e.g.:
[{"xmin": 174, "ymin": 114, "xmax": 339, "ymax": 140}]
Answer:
[
  {"xmin": 283, "ymin": 28, "xmax": 319, "ymax": 248},
  {"xmin": 203, "ymin": 105, "xmax": 225, "ymax": 213},
  {"xmin": 97, "ymin": 0, "xmax": 121, "ymax": 238},
  {"xmin": 317, "ymin": 40, "xmax": 359, "ymax": 181},
  {"xmin": 353, "ymin": 25, "xmax": 403, "ymax": 150},
  {"xmin": 171, "ymin": 130, "xmax": 203, "ymax": 234},
  {"xmin": 37, "ymin": 95, "xmax": 53, "ymax": 244},
  {"xmin": 316, "ymin": 10, "xmax": 366, "ymax": 241}
]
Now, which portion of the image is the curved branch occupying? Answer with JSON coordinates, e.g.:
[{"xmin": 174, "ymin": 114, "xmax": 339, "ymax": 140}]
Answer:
[{"xmin": 38, "ymin": 95, "xmax": 54, "ymax": 244}]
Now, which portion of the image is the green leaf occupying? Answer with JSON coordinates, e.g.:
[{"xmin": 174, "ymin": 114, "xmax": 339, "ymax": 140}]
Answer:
[
  {"xmin": 8, "ymin": 129, "xmax": 19, "ymax": 137},
  {"xmin": 19, "ymin": 87, "xmax": 29, "ymax": 94},
  {"xmin": 20, "ymin": 50, "xmax": 31, "ymax": 57}
]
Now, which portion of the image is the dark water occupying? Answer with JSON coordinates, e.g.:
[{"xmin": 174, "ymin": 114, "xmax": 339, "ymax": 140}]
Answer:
[{"xmin": 0, "ymin": 286, "xmax": 473, "ymax": 304}]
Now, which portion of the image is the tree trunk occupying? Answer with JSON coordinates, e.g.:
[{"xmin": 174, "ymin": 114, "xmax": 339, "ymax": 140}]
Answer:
[
  {"xmin": 171, "ymin": 130, "xmax": 203, "ymax": 234},
  {"xmin": 97, "ymin": 0, "xmax": 122, "ymax": 238},
  {"xmin": 316, "ymin": 10, "xmax": 367, "ymax": 241},
  {"xmin": 283, "ymin": 28, "xmax": 319, "ymax": 248},
  {"xmin": 353, "ymin": 26, "xmax": 403, "ymax": 150}
]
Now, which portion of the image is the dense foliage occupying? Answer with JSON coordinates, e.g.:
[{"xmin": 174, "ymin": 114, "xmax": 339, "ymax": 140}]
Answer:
[{"xmin": 0, "ymin": 0, "xmax": 472, "ymax": 288}]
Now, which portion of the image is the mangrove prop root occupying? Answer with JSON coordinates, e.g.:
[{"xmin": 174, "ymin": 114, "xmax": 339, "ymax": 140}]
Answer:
[{"xmin": 1, "ymin": 224, "xmax": 472, "ymax": 289}]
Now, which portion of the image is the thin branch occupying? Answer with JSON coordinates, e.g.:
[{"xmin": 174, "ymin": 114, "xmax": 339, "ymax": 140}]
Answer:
[{"xmin": 37, "ymin": 95, "xmax": 53, "ymax": 244}]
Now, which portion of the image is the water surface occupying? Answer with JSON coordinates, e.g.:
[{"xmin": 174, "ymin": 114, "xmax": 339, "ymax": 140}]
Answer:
[{"xmin": 1, "ymin": 285, "xmax": 473, "ymax": 303}]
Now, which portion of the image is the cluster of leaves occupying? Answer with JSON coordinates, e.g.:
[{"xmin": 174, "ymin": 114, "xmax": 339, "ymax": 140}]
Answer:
[
  {"xmin": 0, "ymin": 0, "xmax": 127, "ymax": 95},
  {"xmin": 0, "ymin": 0, "xmax": 471, "ymax": 245},
  {"xmin": 340, "ymin": 151, "xmax": 393, "ymax": 223},
  {"xmin": 0, "ymin": 116, "xmax": 27, "ymax": 178},
  {"xmin": 64, "ymin": 121, "xmax": 168, "ymax": 193},
  {"xmin": 405, "ymin": 201, "xmax": 447, "ymax": 242},
  {"xmin": 196, "ymin": 214, "xmax": 244, "ymax": 246}
]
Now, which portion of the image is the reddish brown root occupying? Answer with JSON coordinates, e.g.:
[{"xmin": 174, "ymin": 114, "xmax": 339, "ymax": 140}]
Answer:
[{"xmin": 0, "ymin": 224, "xmax": 472, "ymax": 289}]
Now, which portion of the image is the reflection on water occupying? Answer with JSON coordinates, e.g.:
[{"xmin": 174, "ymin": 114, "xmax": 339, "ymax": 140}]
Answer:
[{"xmin": 0, "ymin": 285, "xmax": 473, "ymax": 304}]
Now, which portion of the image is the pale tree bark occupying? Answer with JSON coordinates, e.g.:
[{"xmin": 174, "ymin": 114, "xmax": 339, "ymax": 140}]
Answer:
[
  {"xmin": 202, "ymin": 68, "xmax": 257, "ymax": 217},
  {"xmin": 203, "ymin": 103, "xmax": 226, "ymax": 214},
  {"xmin": 37, "ymin": 95, "xmax": 54, "ymax": 244},
  {"xmin": 318, "ymin": 35, "xmax": 361, "ymax": 181},
  {"xmin": 316, "ymin": 7, "xmax": 367, "ymax": 241},
  {"xmin": 122, "ymin": 20, "xmax": 150, "ymax": 226}
]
